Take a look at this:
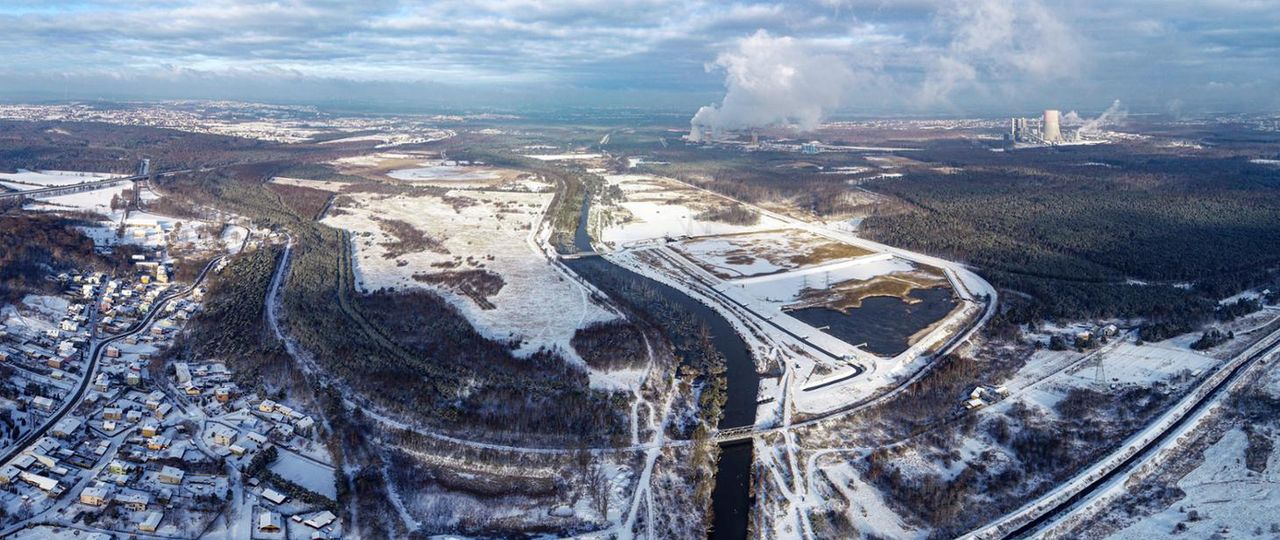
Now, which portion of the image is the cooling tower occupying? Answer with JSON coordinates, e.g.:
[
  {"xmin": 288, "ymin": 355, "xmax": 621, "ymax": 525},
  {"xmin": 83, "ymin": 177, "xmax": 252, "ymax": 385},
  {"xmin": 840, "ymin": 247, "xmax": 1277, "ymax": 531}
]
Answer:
[
  {"xmin": 689, "ymin": 124, "xmax": 704, "ymax": 143},
  {"xmin": 1042, "ymin": 109, "xmax": 1062, "ymax": 143}
]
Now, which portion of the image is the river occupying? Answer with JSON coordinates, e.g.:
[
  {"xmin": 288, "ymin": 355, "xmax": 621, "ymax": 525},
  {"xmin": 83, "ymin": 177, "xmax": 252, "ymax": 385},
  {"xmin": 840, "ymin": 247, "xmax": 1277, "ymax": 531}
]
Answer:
[{"xmin": 562, "ymin": 195, "xmax": 759, "ymax": 539}]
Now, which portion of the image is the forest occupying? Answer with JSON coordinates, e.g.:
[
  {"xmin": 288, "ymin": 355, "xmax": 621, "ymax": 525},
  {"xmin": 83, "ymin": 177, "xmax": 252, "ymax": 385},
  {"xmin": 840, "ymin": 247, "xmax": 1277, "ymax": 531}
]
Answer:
[
  {"xmin": 0, "ymin": 213, "xmax": 136, "ymax": 302},
  {"xmin": 859, "ymin": 146, "xmax": 1280, "ymax": 327},
  {"xmin": 0, "ymin": 120, "xmax": 297, "ymax": 174}
]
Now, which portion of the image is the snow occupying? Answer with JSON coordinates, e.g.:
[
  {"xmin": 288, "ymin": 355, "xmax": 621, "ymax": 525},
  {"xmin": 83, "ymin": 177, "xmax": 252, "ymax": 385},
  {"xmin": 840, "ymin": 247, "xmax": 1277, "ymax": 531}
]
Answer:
[
  {"xmin": 671, "ymin": 228, "xmax": 871, "ymax": 280},
  {"xmin": 322, "ymin": 188, "xmax": 616, "ymax": 368},
  {"xmin": 386, "ymin": 162, "xmax": 500, "ymax": 182},
  {"xmin": 1111, "ymin": 427, "xmax": 1280, "ymax": 539},
  {"xmin": 270, "ymin": 176, "xmax": 349, "ymax": 193},
  {"xmin": 813, "ymin": 460, "xmax": 923, "ymax": 539},
  {"xmin": 731, "ymin": 255, "xmax": 910, "ymax": 307},
  {"xmin": 0, "ymin": 169, "xmax": 125, "ymax": 191},
  {"xmin": 595, "ymin": 174, "xmax": 789, "ymax": 249},
  {"xmin": 522, "ymin": 153, "xmax": 603, "ymax": 161},
  {"xmin": 268, "ymin": 448, "xmax": 338, "ymax": 500},
  {"xmin": 677, "ymin": 237, "xmax": 785, "ymax": 277},
  {"xmin": 23, "ymin": 182, "xmax": 129, "ymax": 218},
  {"xmin": 319, "ymin": 130, "xmax": 451, "ymax": 147},
  {"xmin": 221, "ymin": 225, "xmax": 249, "ymax": 252}
]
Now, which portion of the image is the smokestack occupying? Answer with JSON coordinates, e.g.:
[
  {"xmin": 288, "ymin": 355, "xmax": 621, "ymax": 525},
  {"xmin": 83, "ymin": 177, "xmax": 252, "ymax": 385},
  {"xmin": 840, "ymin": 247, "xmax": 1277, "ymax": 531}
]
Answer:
[{"xmin": 1042, "ymin": 109, "xmax": 1062, "ymax": 143}]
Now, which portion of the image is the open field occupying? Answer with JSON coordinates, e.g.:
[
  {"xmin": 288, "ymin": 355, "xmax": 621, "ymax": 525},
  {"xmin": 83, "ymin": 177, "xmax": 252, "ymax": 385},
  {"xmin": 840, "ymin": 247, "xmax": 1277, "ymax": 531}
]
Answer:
[
  {"xmin": 671, "ymin": 228, "xmax": 875, "ymax": 279},
  {"xmin": 270, "ymin": 176, "xmax": 351, "ymax": 192},
  {"xmin": 330, "ymin": 151, "xmax": 549, "ymax": 191},
  {"xmin": 322, "ymin": 185, "xmax": 616, "ymax": 365},
  {"xmin": 594, "ymin": 173, "xmax": 788, "ymax": 249}
]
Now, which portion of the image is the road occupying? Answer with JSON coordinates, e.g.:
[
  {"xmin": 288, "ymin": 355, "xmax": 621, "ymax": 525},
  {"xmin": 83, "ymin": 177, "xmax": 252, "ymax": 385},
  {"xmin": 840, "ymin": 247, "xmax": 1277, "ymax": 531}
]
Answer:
[{"xmin": 0, "ymin": 165, "xmax": 202, "ymax": 202}]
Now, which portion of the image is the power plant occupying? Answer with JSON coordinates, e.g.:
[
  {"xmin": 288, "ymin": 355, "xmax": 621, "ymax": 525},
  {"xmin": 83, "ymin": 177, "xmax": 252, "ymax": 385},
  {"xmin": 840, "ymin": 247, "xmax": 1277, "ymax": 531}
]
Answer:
[{"xmin": 1007, "ymin": 109, "xmax": 1078, "ymax": 145}]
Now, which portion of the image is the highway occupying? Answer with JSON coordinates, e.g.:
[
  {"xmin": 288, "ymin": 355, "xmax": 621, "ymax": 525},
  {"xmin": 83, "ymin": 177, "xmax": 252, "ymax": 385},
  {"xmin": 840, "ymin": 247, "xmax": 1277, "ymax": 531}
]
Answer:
[
  {"xmin": 0, "ymin": 253, "xmax": 228, "ymax": 467},
  {"xmin": 0, "ymin": 163, "xmax": 231, "ymax": 202}
]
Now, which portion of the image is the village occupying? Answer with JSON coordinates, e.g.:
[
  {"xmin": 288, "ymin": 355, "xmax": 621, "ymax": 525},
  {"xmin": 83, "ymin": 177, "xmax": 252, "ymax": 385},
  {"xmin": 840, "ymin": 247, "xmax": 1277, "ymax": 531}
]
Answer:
[{"xmin": 0, "ymin": 174, "xmax": 343, "ymax": 539}]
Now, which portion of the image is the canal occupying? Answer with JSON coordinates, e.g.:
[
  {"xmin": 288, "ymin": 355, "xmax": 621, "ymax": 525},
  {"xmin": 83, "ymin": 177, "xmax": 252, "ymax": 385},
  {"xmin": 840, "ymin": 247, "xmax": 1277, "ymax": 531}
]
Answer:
[{"xmin": 562, "ymin": 195, "xmax": 759, "ymax": 539}]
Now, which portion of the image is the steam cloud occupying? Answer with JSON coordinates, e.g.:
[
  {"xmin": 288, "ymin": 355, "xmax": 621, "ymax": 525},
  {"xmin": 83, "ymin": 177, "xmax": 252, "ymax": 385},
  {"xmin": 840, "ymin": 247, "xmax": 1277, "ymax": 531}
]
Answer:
[
  {"xmin": 1079, "ymin": 99, "xmax": 1128, "ymax": 134},
  {"xmin": 690, "ymin": 0, "xmax": 1081, "ymax": 136},
  {"xmin": 690, "ymin": 30, "xmax": 854, "ymax": 136}
]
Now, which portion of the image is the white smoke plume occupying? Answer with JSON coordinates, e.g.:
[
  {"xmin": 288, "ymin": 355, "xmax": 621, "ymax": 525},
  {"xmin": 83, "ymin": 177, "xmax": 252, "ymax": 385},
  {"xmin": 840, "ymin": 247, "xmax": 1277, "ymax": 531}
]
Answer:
[
  {"xmin": 691, "ymin": 30, "xmax": 854, "ymax": 136},
  {"xmin": 1078, "ymin": 99, "xmax": 1127, "ymax": 134}
]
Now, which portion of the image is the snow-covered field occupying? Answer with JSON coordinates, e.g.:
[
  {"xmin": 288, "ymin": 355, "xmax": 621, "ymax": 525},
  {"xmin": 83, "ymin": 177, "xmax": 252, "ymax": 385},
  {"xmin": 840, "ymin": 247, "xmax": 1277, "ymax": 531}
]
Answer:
[
  {"xmin": 987, "ymin": 338, "xmax": 1220, "ymax": 417},
  {"xmin": 269, "ymin": 448, "xmax": 338, "ymax": 500},
  {"xmin": 0, "ymin": 169, "xmax": 124, "ymax": 191},
  {"xmin": 387, "ymin": 163, "xmax": 501, "ymax": 182},
  {"xmin": 319, "ymin": 129, "xmax": 451, "ymax": 148},
  {"xmin": 672, "ymin": 229, "xmax": 874, "ymax": 279},
  {"xmin": 330, "ymin": 152, "xmax": 549, "ymax": 191},
  {"xmin": 322, "ymin": 188, "xmax": 616, "ymax": 368},
  {"xmin": 22, "ymin": 182, "xmax": 129, "ymax": 219},
  {"xmin": 1111, "ymin": 426, "xmax": 1280, "ymax": 539},
  {"xmin": 523, "ymin": 152, "xmax": 603, "ymax": 161},
  {"xmin": 594, "ymin": 174, "xmax": 788, "ymax": 249},
  {"xmin": 731, "ymin": 255, "xmax": 911, "ymax": 308},
  {"xmin": 271, "ymin": 176, "xmax": 350, "ymax": 192}
]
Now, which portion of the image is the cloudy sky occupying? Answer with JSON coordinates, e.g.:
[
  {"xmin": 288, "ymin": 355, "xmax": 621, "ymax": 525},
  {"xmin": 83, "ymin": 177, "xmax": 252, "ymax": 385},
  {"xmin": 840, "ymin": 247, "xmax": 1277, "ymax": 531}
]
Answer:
[{"xmin": 0, "ymin": 0, "xmax": 1277, "ymax": 116}]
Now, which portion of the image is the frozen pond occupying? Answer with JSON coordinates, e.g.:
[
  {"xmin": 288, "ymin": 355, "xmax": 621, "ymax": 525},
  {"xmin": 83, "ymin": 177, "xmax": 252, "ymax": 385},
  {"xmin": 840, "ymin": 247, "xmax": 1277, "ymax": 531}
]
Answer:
[{"xmin": 386, "ymin": 163, "xmax": 501, "ymax": 182}]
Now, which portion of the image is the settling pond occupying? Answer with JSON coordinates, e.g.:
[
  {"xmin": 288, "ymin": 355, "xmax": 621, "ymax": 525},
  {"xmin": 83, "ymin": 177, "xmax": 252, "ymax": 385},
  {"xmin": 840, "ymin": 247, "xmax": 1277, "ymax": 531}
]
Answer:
[{"xmin": 788, "ymin": 287, "xmax": 957, "ymax": 356}]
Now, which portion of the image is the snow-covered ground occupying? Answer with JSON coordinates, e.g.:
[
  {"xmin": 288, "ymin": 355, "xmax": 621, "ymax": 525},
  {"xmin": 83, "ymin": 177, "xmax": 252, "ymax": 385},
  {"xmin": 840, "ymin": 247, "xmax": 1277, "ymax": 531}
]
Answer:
[
  {"xmin": 271, "ymin": 176, "xmax": 350, "ymax": 192},
  {"xmin": 1110, "ymin": 427, "xmax": 1280, "ymax": 539},
  {"xmin": 523, "ymin": 153, "xmax": 603, "ymax": 161},
  {"xmin": 269, "ymin": 448, "xmax": 338, "ymax": 500},
  {"xmin": 322, "ymin": 188, "xmax": 616, "ymax": 369},
  {"xmin": 0, "ymin": 169, "xmax": 124, "ymax": 191},
  {"xmin": 672, "ymin": 229, "xmax": 874, "ymax": 279},
  {"xmin": 731, "ymin": 255, "xmax": 910, "ymax": 308},
  {"xmin": 594, "ymin": 174, "xmax": 789, "ymax": 249},
  {"xmin": 319, "ymin": 130, "xmax": 452, "ymax": 148},
  {"xmin": 386, "ymin": 162, "xmax": 500, "ymax": 182},
  {"xmin": 23, "ymin": 182, "xmax": 129, "ymax": 219}
]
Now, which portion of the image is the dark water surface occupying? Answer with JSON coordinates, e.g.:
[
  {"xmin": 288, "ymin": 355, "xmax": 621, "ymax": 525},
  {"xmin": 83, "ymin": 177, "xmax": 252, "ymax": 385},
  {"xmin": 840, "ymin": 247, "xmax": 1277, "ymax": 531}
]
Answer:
[
  {"xmin": 788, "ymin": 287, "xmax": 957, "ymax": 356},
  {"xmin": 565, "ymin": 197, "xmax": 757, "ymax": 539}
]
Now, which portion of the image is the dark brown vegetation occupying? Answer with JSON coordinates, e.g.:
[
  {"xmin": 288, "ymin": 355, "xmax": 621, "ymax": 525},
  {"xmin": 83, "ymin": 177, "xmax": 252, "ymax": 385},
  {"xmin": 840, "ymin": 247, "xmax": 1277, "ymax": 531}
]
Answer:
[
  {"xmin": 572, "ymin": 320, "xmax": 648, "ymax": 371},
  {"xmin": 177, "ymin": 245, "xmax": 291, "ymax": 387},
  {"xmin": 411, "ymin": 270, "xmax": 503, "ymax": 308},
  {"xmin": 376, "ymin": 217, "xmax": 447, "ymax": 257},
  {"xmin": 694, "ymin": 203, "xmax": 759, "ymax": 225},
  {"xmin": 0, "ymin": 214, "xmax": 137, "ymax": 302},
  {"xmin": 352, "ymin": 289, "xmax": 627, "ymax": 443},
  {"xmin": 0, "ymin": 120, "xmax": 294, "ymax": 174},
  {"xmin": 266, "ymin": 182, "xmax": 334, "ymax": 220}
]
